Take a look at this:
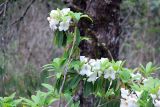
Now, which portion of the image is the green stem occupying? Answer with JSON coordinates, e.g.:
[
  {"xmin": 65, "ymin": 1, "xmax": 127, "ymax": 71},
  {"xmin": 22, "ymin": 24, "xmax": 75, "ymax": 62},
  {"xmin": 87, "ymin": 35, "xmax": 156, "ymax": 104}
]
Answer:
[{"xmin": 58, "ymin": 26, "xmax": 78, "ymax": 107}]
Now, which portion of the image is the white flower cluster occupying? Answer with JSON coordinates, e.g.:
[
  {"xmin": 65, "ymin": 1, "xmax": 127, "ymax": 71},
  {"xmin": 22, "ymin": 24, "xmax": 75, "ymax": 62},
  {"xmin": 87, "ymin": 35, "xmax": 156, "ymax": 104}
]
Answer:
[
  {"xmin": 79, "ymin": 56, "xmax": 118, "ymax": 82},
  {"xmin": 47, "ymin": 8, "xmax": 71, "ymax": 31},
  {"xmin": 131, "ymin": 72, "xmax": 143, "ymax": 83},
  {"xmin": 120, "ymin": 88, "xmax": 140, "ymax": 107},
  {"xmin": 150, "ymin": 90, "xmax": 160, "ymax": 107}
]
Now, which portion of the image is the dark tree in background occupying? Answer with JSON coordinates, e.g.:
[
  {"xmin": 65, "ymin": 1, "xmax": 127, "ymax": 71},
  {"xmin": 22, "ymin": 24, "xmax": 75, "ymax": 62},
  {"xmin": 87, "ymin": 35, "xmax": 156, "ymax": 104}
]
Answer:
[
  {"xmin": 63, "ymin": 0, "xmax": 121, "ymax": 106},
  {"xmin": 64, "ymin": 0, "xmax": 121, "ymax": 59}
]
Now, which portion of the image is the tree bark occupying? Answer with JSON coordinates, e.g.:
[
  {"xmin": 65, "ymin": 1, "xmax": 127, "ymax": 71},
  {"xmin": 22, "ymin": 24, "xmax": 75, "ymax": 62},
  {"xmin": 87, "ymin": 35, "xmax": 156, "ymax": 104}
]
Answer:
[{"xmin": 63, "ymin": 0, "xmax": 121, "ymax": 106}]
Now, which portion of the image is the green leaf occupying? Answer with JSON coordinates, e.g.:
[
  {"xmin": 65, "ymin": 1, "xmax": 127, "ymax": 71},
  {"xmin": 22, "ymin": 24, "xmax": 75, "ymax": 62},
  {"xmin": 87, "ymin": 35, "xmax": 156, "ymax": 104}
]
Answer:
[
  {"xmin": 131, "ymin": 83, "xmax": 141, "ymax": 91},
  {"xmin": 54, "ymin": 31, "xmax": 64, "ymax": 47},
  {"xmin": 119, "ymin": 68, "xmax": 131, "ymax": 83},
  {"xmin": 84, "ymin": 81, "xmax": 94, "ymax": 97},
  {"xmin": 73, "ymin": 12, "xmax": 83, "ymax": 21},
  {"xmin": 81, "ymin": 37, "xmax": 90, "ymax": 41},
  {"xmin": 139, "ymin": 62, "xmax": 160, "ymax": 77},
  {"xmin": 69, "ymin": 60, "xmax": 81, "ymax": 71},
  {"xmin": 42, "ymin": 83, "xmax": 54, "ymax": 91},
  {"xmin": 105, "ymin": 88, "xmax": 115, "ymax": 97},
  {"xmin": 75, "ymin": 27, "xmax": 81, "ymax": 46},
  {"xmin": 56, "ymin": 72, "xmax": 62, "ymax": 79},
  {"xmin": 67, "ymin": 32, "xmax": 73, "ymax": 44},
  {"xmin": 80, "ymin": 14, "xmax": 93, "ymax": 22},
  {"xmin": 138, "ymin": 91, "xmax": 154, "ymax": 107}
]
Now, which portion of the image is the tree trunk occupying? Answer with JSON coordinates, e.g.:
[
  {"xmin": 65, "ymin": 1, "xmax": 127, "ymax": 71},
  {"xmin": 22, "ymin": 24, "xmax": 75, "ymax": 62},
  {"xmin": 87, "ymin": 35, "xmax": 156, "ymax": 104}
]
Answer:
[{"xmin": 63, "ymin": 0, "xmax": 121, "ymax": 106}]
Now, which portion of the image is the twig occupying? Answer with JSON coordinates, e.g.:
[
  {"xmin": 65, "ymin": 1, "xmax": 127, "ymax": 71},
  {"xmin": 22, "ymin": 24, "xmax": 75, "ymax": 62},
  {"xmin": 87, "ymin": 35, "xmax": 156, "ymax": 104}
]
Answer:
[
  {"xmin": 11, "ymin": 0, "xmax": 35, "ymax": 25},
  {"xmin": 59, "ymin": 65, "xmax": 68, "ymax": 107},
  {"xmin": 97, "ymin": 98, "xmax": 101, "ymax": 107},
  {"xmin": 120, "ymin": 8, "xmax": 133, "ymax": 26},
  {"xmin": 3, "ymin": 0, "xmax": 8, "ymax": 17}
]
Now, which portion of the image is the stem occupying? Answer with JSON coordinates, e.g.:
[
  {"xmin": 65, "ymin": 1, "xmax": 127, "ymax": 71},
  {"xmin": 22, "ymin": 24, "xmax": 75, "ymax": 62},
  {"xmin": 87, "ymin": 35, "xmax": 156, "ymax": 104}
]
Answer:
[
  {"xmin": 97, "ymin": 98, "xmax": 101, "ymax": 107},
  {"xmin": 64, "ymin": 96, "xmax": 74, "ymax": 107},
  {"xmin": 68, "ymin": 26, "xmax": 77, "ymax": 60},
  {"xmin": 108, "ymin": 80, "xmax": 112, "ymax": 90},
  {"xmin": 58, "ymin": 26, "xmax": 78, "ymax": 107}
]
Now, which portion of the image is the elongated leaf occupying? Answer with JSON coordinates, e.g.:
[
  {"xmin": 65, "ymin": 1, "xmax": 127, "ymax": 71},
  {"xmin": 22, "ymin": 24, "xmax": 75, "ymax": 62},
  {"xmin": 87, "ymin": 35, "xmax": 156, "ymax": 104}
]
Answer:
[
  {"xmin": 42, "ymin": 83, "xmax": 54, "ymax": 91},
  {"xmin": 54, "ymin": 31, "xmax": 64, "ymax": 47},
  {"xmin": 75, "ymin": 28, "xmax": 81, "ymax": 46}
]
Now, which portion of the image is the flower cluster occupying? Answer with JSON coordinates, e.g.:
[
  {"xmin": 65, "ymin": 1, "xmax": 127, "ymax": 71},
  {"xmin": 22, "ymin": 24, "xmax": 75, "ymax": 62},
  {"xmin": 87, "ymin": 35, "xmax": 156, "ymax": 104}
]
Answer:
[
  {"xmin": 150, "ymin": 90, "xmax": 160, "ymax": 107},
  {"xmin": 120, "ymin": 88, "xmax": 141, "ymax": 107},
  {"xmin": 79, "ymin": 56, "xmax": 122, "ymax": 82},
  {"xmin": 47, "ymin": 8, "xmax": 71, "ymax": 31}
]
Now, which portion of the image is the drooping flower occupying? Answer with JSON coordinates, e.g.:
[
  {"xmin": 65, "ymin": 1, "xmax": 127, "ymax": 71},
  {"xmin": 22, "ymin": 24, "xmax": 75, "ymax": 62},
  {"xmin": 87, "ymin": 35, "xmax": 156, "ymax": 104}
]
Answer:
[
  {"xmin": 104, "ymin": 67, "xmax": 115, "ymax": 80},
  {"xmin": 79, "ymin": 64, "xmax": 92, "ymax": 76}
]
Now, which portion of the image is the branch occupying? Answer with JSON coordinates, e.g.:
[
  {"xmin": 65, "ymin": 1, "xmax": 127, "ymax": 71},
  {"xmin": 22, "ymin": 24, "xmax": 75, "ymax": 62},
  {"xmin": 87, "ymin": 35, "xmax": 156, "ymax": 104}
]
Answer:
[
  {"xmin": 0, "ymin": 0, "xmax": 8, "ymax": 17},
  {"xmin": 3, "ymin": 0, "xmax": 8, "ymax": 17},
  {"xmin": 11, "ymin": 0, "xmax": 35, "ymax": 25}
]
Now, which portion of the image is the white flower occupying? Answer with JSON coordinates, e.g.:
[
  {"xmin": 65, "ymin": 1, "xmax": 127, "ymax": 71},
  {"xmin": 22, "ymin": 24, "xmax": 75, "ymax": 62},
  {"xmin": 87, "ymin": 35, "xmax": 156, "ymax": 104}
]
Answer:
[
  {"xmin": 92, "ymin": 60, "xmax": 101, "ymax": 71},
  {"xmin": 58, "ymin": 17, "xmax": 71, "ymax": 31},
  {"xmin": 50, "ymin": 10, "xmax": 60, "ymax": 19},
  {"xmin": 151, "ymin": 94, "xmax": 157, "ymax": 99},
  {"xmin": 80, "ymin": 64, "xmax": 92, "ymax": 76},
  {"xmin": 97, "ymin": 70, "xmax": 102, "ymax": 77},
  {"xmin": 120, "ymin": 99, "xmax": 128, "ymax": 107},
  {"xmin": 142, "ymin": 78, "xmax": 148, "ymax": 84},
  {"xmin": 127, "ymin": 95, "xmax": 138, "ymax": 107},
  {"xmin": 120, "ymin": 89, "xmax": 139, "ymax": 107},
  {"xmin": 88, "ymin": 59, "xmax": 100, "ymax": 70},
  {"xmin": 49, "ymin": 19, "xmax": 59, "ymax": 31},
  {"xmin": 135, "ymin": 91, "xmax": 142, "ymax": 98},
  {"xmin": 121, "ymin": 88, "xmax": 129, "ymax": 99},
  {"xmin": 88, "ymin": 59, "xmax": 96, "ymax": 66},
  {"xmin": 131, "ymin": 72, "xmax": 142, "ymax": 81},
  {"xmin": 154, "ymin": 100, "xmax": 160, "ymax": 107},
  {"xmin": 120, "ymin": 88, "xmax": 139, "ymax": 107},
  {"xmin": 104, "ymin": 67, "xmax": 115, "ymax": 80},
  {"xmin": 100, "ymin": 58, "xmax": 109, "ymax": 63},
  {"xmin": 87, "ymin": 71, "xmax": 98, "ymax": 82},
  {"xmin": 80, "ymin": 56, "xmax": 88, "ymax": 63},
  {"xmin": 59, "ymin": 21, "xmax": 70, "ymax": 31},
  {"xmin": 61, "ymin": 8, "xmax": 70, "ymax": 15}
]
